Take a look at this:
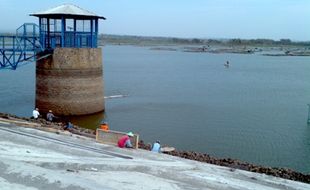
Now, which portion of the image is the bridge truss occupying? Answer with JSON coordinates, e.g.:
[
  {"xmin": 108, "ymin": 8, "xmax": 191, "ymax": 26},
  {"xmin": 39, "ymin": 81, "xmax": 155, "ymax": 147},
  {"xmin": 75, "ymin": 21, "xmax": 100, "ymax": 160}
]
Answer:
[{"xmin": 0, "ymin": 23, "xmax": 42, "ymax": 70}]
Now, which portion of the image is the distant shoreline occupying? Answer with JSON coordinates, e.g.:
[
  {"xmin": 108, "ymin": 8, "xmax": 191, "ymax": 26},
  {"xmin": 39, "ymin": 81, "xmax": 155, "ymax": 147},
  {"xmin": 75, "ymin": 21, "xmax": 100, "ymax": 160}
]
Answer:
[
  {"xmin": 103, "ymin": 43, "xmax": 310, "ymax": 56},
  {"xmin": 97, "ymin": 34, "xmax": 310, "ymax": 56},
  {"xmin": 99, "ymin": 34, "xmax": 310, "ymax": 47}
]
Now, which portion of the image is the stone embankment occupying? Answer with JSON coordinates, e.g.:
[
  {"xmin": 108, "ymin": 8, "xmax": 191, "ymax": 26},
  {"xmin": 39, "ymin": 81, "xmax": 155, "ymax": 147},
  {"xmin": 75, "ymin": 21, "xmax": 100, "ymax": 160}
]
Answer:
[
  {"xmin": 139, "ymin": 141, "xmax": 310, "ymax": 184},
  {"xmin": 1, "ymin": 112, "xmax": 309, "ymax": 184}
]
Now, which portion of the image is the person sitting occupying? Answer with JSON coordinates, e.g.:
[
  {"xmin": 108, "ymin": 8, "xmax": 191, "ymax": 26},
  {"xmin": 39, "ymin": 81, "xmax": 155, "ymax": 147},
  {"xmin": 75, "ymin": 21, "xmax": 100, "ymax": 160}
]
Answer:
[
  {"xmin": 100, "ymin": 121, "xmax": 109, "ymax": 131},
  {"xmin": 32, "ymin": 108, "xmax": 40, "ymax": 119},
  {"xmin": 46, "ymin": 110, "xmax": 56, "ymax": 122},
  {"xmin": 63, "ymin": 121, "xmax": 74, "ymax": 131},
  {"xmin": 118, "ymin": 132, "xmax": 134, "ymax": 148},
  {"xmin": 151, "ymin": 140, "xmax": 161, "ymax": 153}
]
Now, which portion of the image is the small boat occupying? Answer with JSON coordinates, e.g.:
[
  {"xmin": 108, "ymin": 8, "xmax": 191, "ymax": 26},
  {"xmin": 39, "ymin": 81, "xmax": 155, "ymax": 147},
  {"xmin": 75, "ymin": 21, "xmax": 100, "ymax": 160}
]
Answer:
[
  {"xmin": 160, "ymin": 147, "xmax": 175, "ymax": 152},
  {"xmin": 224, "ymin": 61, "xmax": 230, "ymax": 68}
]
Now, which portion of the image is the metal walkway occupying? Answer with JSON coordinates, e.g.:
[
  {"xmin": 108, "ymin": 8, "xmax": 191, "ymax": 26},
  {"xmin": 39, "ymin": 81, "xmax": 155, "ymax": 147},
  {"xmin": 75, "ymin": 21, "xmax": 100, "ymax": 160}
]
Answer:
[{"xmin": 0, "ymin": 23, "xmax": 42, "ymax": 70}]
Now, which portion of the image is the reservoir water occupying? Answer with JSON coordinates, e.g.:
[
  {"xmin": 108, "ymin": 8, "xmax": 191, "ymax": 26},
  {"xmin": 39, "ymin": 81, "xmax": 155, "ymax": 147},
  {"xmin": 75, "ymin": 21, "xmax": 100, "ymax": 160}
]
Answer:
[{"xmin": 1, "ymin": 45, "xmax": 310, "ymax": 173}]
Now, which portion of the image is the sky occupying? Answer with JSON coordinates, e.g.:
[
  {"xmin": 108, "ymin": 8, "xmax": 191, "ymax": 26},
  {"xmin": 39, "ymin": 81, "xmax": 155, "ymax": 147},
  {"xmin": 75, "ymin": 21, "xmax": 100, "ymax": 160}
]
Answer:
[{"xmin": 0, "ymin": 0, "xmax": 309, "ymax": 41}]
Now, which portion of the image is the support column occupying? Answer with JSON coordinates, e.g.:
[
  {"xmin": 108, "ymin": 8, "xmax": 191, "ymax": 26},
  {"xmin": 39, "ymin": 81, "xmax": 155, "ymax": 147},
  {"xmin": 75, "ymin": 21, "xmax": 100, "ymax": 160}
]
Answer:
[
  {"xmin": 47, "ymin": 18, "xmax": 50, "ymax": 48},
  {"xmin": 61, "ymin": 17, "xmax": 65, "ymax": 47},
  {"xmin": 95, "ymin": 19, "xmax": 98, "ymax": 48},
  {"xmin": 90, "ymin": 19, "xmax": 94, "ymax": 47},
  {"xmin": 74, "ymin": 19, "xmax": 77, "ymax": 46}
]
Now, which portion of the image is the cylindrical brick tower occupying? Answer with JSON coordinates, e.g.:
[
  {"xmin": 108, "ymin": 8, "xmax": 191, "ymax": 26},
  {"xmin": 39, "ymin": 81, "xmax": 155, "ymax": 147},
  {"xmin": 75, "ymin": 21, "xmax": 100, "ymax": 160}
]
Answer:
[
  {"xmin": 36, "ymin": 48, "xmax": 104, "ymax": 115},
  {"xmin": 31, "ymin": 4, "xmax": 106, "ymax": 115}
]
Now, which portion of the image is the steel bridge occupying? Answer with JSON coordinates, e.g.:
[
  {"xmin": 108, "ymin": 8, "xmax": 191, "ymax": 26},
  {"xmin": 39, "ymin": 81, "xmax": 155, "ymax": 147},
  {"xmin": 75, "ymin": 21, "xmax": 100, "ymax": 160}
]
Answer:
[
  {"xmin": 0, "ymin": 23, "xmax": 42, "ymax": 70},
  {"xmin": 1, "ymin": 4, "xmax": 103, "ymax": 70}
]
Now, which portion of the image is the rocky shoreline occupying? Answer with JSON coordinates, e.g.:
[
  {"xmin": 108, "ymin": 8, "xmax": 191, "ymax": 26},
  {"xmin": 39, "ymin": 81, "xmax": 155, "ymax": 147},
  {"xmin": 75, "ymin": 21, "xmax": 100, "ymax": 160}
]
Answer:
[
  {"xmin": 1, "ymin": 112, "xmax": 309, "ymax": 184},
  {"xmin": 138, "ymin": 141, "xmax": 310, "ymax": 184},
  {"xmin": 148, "ymin": 45, "xmax": 310, "ymax": 56}
]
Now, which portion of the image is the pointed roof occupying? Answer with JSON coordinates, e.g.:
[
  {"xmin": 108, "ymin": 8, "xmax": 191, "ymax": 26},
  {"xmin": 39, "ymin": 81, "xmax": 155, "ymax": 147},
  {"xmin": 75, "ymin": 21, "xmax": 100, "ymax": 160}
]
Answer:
[{"xmin": 30, "ymin": 4, "xmax": 105, "ymax": 19}]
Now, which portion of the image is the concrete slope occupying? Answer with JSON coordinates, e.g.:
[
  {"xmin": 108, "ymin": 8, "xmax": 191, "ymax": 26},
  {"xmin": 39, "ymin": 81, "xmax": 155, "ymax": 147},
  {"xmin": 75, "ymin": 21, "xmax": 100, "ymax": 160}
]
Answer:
[{"xmin": 0, "ymin": 123, "xmax": 309, "ymax": 190}]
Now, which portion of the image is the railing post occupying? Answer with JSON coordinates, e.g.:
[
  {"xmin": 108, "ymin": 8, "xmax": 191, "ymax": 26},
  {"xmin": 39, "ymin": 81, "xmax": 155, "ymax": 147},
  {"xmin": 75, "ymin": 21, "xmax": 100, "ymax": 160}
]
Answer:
[
  {"xmin": 13, "ymin": 37, "xmax": 16, "ymax": 68},
  {"xmin": 90, "ymin": 19, "xmax": 93, "ymax": 47},
  {"xmin": 47, "ymin": 18, "xmax": 50, "ymax": 48},
  {"xmin": 61, "ymin": 17, "xmax": 65, "ymax": 47},
  {"xmin": 33, "ymin": 24, "xmax": 35, "ymax": 51},
  {"xmin": 95, "ymin": 19, "xmax": 98, "ymax": 48},
  {"xmin": 23, "ymin": 24, "xmax": 26, "ymax": 53},
  {"xmin": 74, "ymin": 19, "xmax": 77, "ymax": 47}
]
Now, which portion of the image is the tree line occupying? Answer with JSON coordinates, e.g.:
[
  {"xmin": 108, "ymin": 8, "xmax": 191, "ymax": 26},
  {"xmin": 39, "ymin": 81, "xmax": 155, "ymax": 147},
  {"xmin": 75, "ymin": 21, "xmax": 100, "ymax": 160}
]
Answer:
[{"xmin": 99, "ymin": 34, "xmax": 310, "ymax": 46}]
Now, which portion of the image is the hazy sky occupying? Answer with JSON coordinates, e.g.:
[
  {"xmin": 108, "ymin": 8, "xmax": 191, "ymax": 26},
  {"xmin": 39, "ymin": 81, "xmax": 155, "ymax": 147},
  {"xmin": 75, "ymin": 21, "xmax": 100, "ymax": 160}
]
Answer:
[{"xmin": 0, "ymin": 0, "xmax": 309, "ymax": 41}]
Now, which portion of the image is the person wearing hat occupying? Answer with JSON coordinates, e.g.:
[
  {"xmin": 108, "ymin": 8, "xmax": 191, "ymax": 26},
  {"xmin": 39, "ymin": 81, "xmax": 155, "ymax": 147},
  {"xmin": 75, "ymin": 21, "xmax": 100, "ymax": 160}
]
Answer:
[
  {"xmin": 151, "ymin": 140, "xmax": 161, "ymax": 153},
  {"xmin": 100, "ymin": 121, "xmax": 109, "ymax": 131},
  {"xmin": 118, "ymin": 132, "xmax": 134, "ymax": 148},
  {"xmin": 46, "ymin": 110, "xmax": 56, "ymax": 122}
]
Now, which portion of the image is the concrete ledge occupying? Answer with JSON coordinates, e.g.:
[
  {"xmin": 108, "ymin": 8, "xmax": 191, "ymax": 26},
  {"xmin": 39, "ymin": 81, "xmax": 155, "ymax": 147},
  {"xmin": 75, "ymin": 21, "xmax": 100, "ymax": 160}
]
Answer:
[
  {"xmin": 96, "ymin": 129, "xmax": 139, "ymax": 149},
  {"xmin": 1, "ymin": 120, "xmax": 309, "ymax": 189},
  {"xmin": 0, "ymin": 118, "xmax": 41, "ymax": 128}
]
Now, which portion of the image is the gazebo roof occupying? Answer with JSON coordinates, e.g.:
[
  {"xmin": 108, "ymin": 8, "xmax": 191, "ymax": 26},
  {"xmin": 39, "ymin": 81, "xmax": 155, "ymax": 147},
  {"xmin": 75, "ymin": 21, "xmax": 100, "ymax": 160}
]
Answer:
[{"xmin": 30, "ymin": 4, "xmax": 105, "ymax": 19}]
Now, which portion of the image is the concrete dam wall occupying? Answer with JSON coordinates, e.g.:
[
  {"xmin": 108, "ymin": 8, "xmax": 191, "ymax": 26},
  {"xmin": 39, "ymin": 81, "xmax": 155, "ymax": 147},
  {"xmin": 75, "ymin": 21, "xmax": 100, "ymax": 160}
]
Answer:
[{"xmin": 35, "ymin": 48, "xmax": 105, "ymax": 115}]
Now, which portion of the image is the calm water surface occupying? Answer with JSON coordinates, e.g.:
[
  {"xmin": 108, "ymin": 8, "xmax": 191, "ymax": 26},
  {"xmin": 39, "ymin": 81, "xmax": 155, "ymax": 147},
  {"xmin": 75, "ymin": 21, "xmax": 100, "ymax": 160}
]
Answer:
[{"xmin": 1, "ymin": 45, "xmax": 310, "ymax": 173}]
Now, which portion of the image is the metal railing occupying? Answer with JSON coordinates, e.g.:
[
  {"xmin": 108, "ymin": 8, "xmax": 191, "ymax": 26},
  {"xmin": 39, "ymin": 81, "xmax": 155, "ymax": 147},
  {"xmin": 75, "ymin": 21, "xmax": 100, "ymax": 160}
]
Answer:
[
  {"xmin": 40, "ymin": 31, "xmax": 97, "ymax": 49},
  {"xmin": 0, "ymin": 23, "xmax": 42, "ymax": 70},
  {"xmin": 0, "ymin": 23, "xmax": 98, "ymax": 70}
]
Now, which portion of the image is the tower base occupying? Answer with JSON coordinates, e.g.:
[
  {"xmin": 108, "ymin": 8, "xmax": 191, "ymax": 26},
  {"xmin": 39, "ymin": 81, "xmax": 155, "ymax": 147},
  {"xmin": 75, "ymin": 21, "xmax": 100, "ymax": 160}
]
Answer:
[{"xmin": 35, "ymin": 48, "xmax": 105, "ymax": 116}]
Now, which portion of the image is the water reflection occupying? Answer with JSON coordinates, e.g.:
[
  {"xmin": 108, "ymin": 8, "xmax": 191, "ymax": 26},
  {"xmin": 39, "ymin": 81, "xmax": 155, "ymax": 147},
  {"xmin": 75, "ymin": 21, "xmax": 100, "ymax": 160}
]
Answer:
[{"xmin": 67, "ymin": 111, "xmax": 106, "ymax": 130}]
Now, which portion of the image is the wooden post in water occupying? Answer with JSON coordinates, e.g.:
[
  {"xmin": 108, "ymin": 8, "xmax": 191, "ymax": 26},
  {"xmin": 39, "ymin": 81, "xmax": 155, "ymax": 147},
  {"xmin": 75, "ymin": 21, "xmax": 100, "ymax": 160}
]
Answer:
[{"xmin": 308, "ymin": 104, "xmax": 310, "ymax": 125}]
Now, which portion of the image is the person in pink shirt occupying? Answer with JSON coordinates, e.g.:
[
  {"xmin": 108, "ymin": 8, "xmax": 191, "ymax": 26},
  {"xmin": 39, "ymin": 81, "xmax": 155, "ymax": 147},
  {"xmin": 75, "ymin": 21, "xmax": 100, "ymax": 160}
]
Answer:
[{"xmin": 118, "ymin": 132, "xmax": 134, "ymax": 148}]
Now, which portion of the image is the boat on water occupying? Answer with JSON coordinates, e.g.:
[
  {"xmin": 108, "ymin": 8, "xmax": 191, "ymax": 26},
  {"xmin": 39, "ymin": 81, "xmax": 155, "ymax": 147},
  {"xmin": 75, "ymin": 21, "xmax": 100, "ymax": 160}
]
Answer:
[{"xmin": 224, "ymin": 61, "xmax": 230, "ymax": 68}]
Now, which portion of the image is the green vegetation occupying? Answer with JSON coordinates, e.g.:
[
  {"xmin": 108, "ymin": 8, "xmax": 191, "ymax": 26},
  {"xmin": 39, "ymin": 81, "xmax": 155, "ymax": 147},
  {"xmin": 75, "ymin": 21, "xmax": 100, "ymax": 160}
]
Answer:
[{"xmin": 99, "ymin": 34, "xmax": 310, "ymax": 47}]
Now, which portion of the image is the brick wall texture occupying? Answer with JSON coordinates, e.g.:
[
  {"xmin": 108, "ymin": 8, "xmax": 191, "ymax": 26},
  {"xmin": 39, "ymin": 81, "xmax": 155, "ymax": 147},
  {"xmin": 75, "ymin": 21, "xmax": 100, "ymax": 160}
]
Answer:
[{"xmin": 36, "ymin": 48, "xmax": 105, "ymax": 115}]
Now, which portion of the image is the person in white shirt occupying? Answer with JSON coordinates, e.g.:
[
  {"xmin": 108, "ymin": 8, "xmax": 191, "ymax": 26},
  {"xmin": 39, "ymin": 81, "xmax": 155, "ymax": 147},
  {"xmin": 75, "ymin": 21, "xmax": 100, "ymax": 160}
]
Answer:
[{"xmin": 32, "ymin": 108, "xmax": 40, "ymax": 119}]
